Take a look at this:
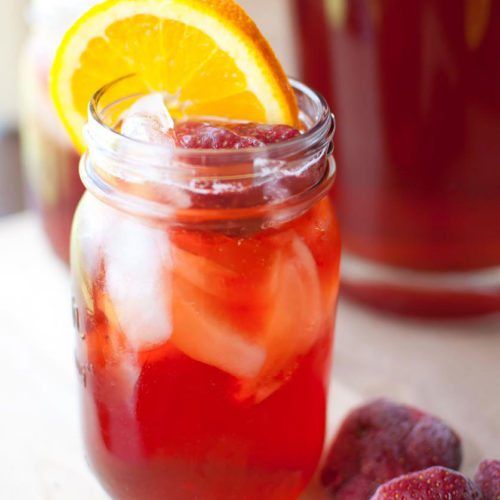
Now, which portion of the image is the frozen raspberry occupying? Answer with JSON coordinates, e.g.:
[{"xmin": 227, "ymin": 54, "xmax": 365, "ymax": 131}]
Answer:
[
  {"xmin": 175, "ymin": 121, "xmax": 299, "ymax": 149},
  {"xmin": 371, "ymin": 466, "xmax": 484, "ymax": 499},
  {"xmin": 320, "ymin": 399, "xmax": 462, "ymax": 499},
  {"xmin": 228, "ymin": 122, "xmax": 300, "ymax": 144},
  {"xmin": 474, "ymin": 459, "xmax": 500, "ymax": 499}
]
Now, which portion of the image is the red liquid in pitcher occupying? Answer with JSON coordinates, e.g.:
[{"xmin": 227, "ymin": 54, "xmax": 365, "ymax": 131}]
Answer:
[{"xmin": 294, "ymin": 0, "xmax": 500, "ymax": 315}]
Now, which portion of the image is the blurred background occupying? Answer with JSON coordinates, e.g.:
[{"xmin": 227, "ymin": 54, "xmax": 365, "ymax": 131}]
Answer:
[{"xmin": 0, "ymin": 0, "xmax": 26, "ymax": 215}]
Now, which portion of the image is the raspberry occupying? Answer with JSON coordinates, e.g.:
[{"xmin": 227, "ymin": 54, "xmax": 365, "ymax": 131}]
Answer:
[
  {"xmin": 320, "ymin": 399, "xmax": 462, "ymax": 498},
  {"xmin": 172, "ymin": 120, "xmax": 307, "ymax": 215},
  {"xmin": 228, "ymin": 123, "xmax": 300, "ymax": 144},
  {"xmin": 371, "ymin": 466, "xmax": 484, "ymax": 499},
  {"xmin": 175, "ymin": 121, "xmax": 299, "ymax": 149},
  {"xmin": 474, "ymin": 459, "xmax": 500, "ymax": 499}
]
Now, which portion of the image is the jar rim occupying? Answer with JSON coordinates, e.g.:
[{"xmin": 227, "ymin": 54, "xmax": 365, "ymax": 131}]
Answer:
[
  {"xmin": 82, "ymin": 74, "xmax": 336, "ymax": 225},
  {"xmin": 86, "ymin": 74, "xmax": 335, "ymax": 163}
]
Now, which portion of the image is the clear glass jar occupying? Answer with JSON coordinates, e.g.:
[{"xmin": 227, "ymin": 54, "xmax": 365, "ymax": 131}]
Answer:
[
  {"xmin": 19, "ymin": 0, "xmax": 99, "ymax": 262},
  {"xmin": 71, "ymin": 75, "xmax": 339, "ymax": 499},
  {"xmin": 294, "ymin": 0, "xmax": 500, "ymax": 316}
]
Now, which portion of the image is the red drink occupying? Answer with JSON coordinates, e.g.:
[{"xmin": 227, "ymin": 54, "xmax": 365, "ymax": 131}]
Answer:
[
  {"xmin": 72, "ymin": 77, "xmax": 339, "ymax": 498},
  {"xmin": 294, "ymin": 0, "xmax": 500, "ymax": 315}
]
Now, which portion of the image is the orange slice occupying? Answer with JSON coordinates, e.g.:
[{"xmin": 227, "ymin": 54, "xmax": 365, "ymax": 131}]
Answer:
[{"xmin": 50, "ymin": 0, "xmax": 299, "ymax": 152}]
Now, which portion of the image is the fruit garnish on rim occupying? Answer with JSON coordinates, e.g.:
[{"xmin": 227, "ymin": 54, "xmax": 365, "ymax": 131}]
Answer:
[{"xmin": 50, "ymin": 0, "xmax": 299, "ymax": 152}]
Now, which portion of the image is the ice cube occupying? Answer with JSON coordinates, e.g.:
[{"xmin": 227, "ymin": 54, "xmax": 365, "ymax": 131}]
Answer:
[
  {"xmin": 121, "ymin": 93, "xmax": 175, "ymax": 145},
  {"xmin": 104, "ymin": 215, "xmax": 173, "ymax": 351},
  {"xmin": 171, "ymin": 273, "xmax": 266, "ymax": 379},
  {"xmin": 171, "ymin": 295, "xmax": 266, "ymax": 380},
  {"xmin": 238, "ymin": 233, "xmax": 323, "ymax": 402},
  {"xmin": 100, "ymin": 93, "xmax": 192, "ymax": 211}
]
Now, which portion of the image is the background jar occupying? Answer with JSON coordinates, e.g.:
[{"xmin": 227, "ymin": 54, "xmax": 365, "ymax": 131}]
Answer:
[{"xmin": 19, "ymin": 0, "xmax": 99, "ymax": 262}]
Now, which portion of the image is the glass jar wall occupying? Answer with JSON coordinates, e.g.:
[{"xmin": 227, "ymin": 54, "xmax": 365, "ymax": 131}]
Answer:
[
  {"xmin": 294, "ymin": 0, "xmax": 500, "ymax": 316},
  {"xmin": 72, "ymin": 76, "xmax": 340, "ymax": 499}
]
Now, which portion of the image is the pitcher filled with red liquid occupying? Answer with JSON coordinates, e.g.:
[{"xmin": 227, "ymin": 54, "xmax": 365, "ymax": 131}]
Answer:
[
  {"xmin": 71, "ymin": 75, "xmax": 339, "ymax": 499},
  {"xmin": 294, "ymin": 0, "xmax": 500, "ymax": 316}
]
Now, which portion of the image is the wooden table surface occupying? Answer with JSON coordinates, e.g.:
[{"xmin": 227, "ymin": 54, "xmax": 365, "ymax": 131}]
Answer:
[{"xmin": 0, "ymin": 212, "xmax": 498, "ymax": 498}]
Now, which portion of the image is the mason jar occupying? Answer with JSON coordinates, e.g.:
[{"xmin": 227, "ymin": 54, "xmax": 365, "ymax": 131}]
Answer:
[{"xmin": 71, "ymin": 75, "xmax": 339, "ymax": 499}]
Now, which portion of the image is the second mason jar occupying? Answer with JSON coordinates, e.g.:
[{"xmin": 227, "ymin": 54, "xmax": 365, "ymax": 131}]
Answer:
[
  {"xmin": 19, "ymin": 0, "xmax": 100, "ymax": 262},
  {"xmin": 71, "ymin": 76, "xmax": 340, "ymax": 499}
]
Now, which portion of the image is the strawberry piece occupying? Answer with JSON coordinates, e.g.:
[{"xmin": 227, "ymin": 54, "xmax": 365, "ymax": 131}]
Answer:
[
  {"xmin": 321, "ymin": 399, "xmax": 462, "ymax": 498},
  {"xmin": 474, "ymin": 459, "xmax": 500, "ymax": 500},
  {"xmin": 371, "ymin": 466, "xmax": 483, "ymax": 499}
]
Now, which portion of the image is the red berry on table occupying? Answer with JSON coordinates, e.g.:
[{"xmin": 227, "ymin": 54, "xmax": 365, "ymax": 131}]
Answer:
[
  {"xmin": 320, "ymin": 398, "xmax": 462, "ymax": 498},
  {"xmin": 474, "ymin": 459, "xmax": 500, "ymax": 500},
  {"xmin": 371, "ymin": 466, "xmax": 484, "ymax": 499}
]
